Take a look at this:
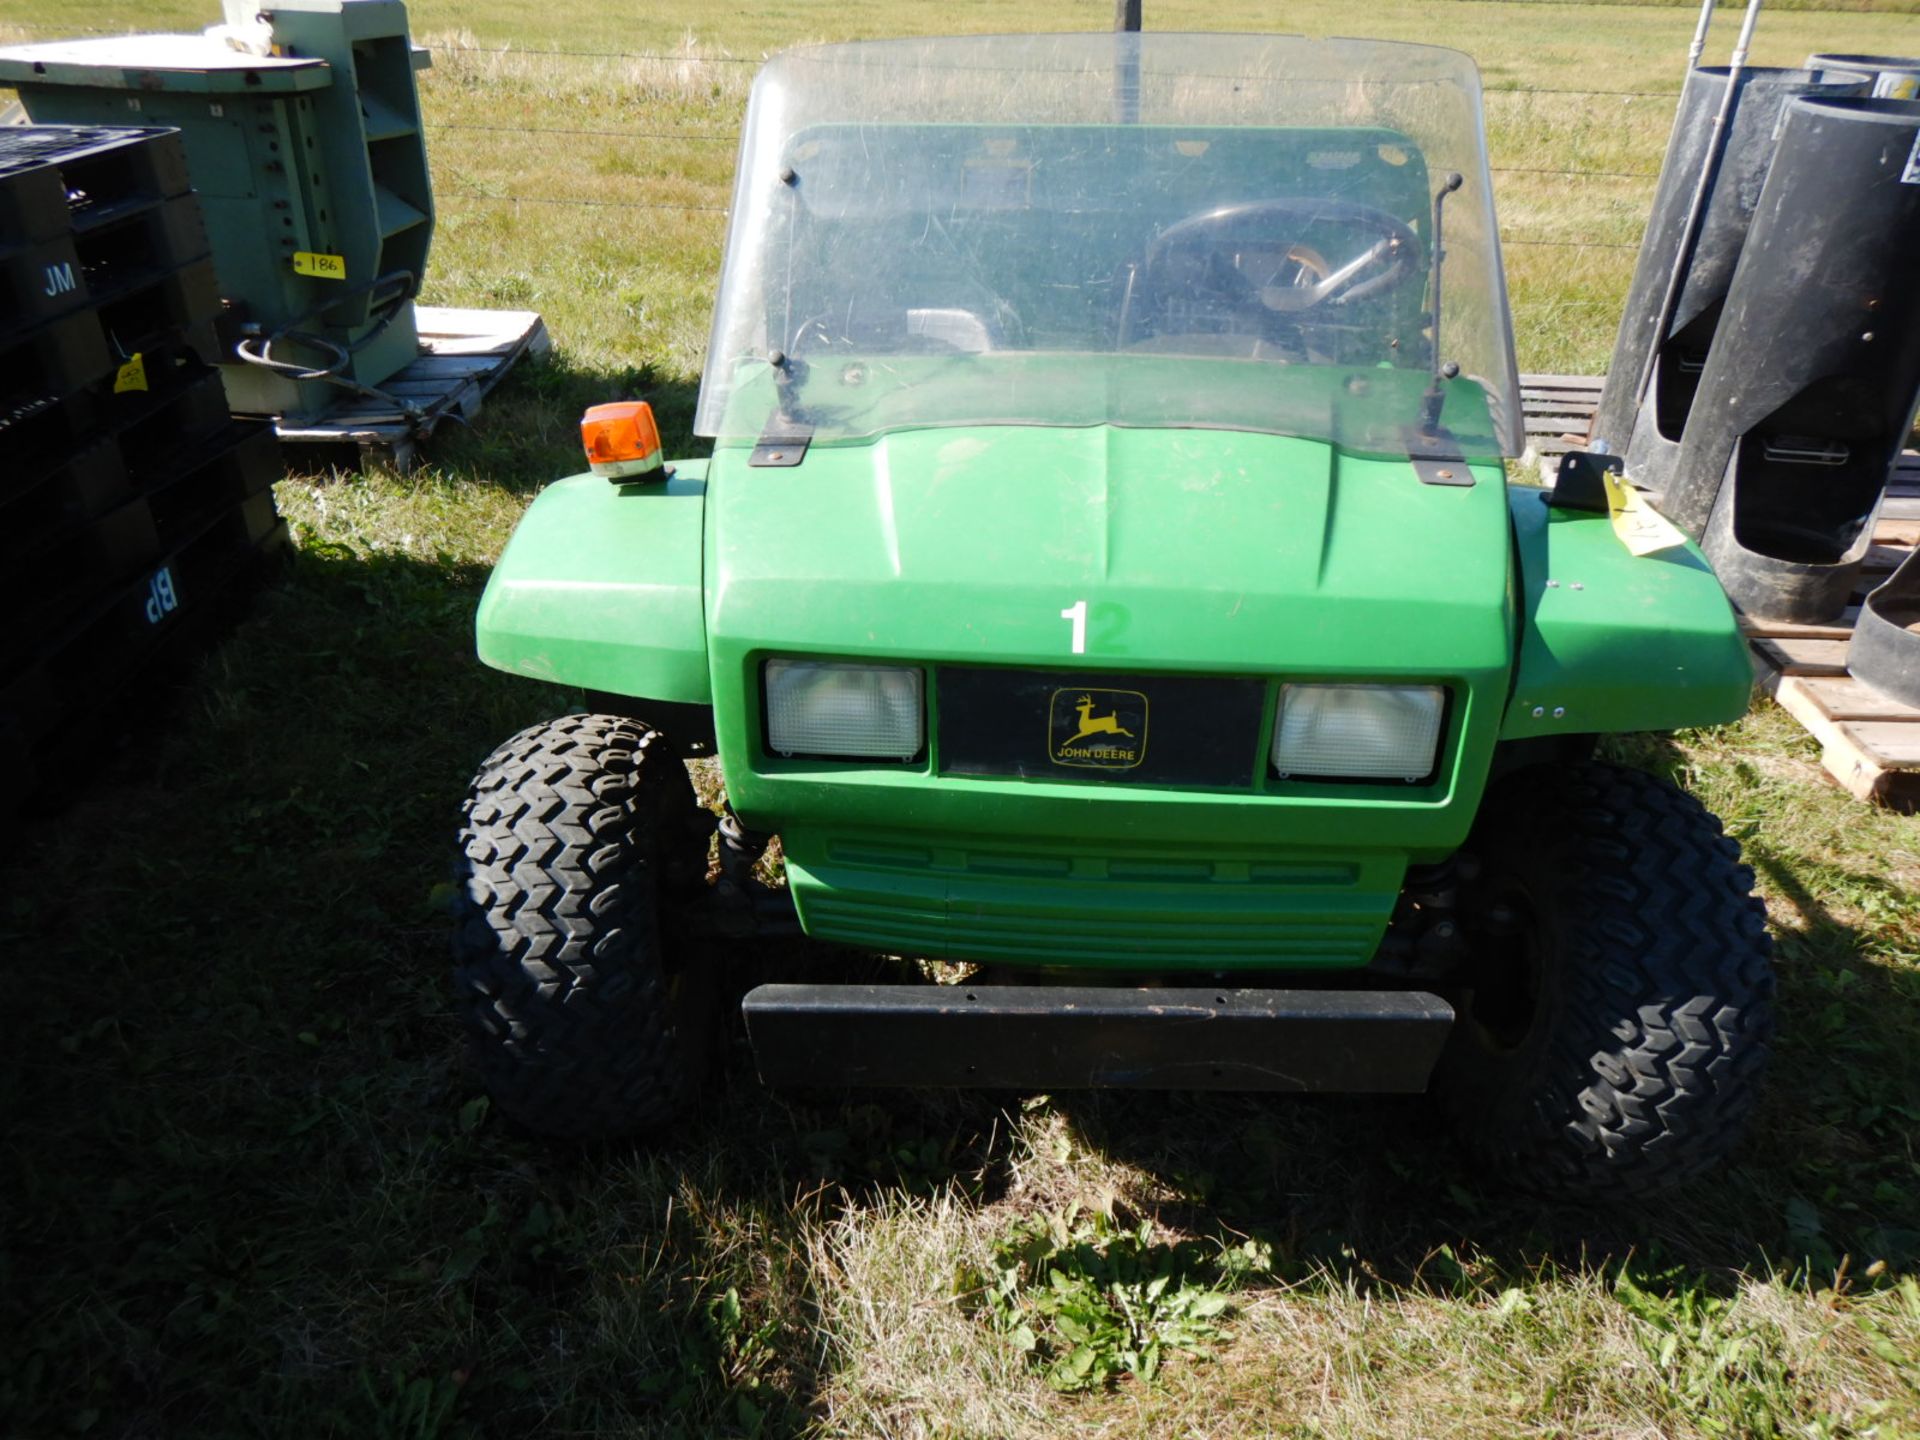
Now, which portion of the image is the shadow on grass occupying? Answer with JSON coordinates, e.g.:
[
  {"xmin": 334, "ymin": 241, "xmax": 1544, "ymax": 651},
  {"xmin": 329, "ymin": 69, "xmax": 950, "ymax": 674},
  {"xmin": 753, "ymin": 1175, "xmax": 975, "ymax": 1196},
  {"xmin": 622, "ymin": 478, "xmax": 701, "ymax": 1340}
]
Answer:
[
  {"xmin": 0, "ymin": 532, "xmax": 1006, "ymax": 1440},
  {"xmin": 1048, "ymin": 731, "xmax": 1920, "ymax": 1308},
  {"xmin": 6, "ymin": 530, "xmax": 1918, "ymax": 1438}
]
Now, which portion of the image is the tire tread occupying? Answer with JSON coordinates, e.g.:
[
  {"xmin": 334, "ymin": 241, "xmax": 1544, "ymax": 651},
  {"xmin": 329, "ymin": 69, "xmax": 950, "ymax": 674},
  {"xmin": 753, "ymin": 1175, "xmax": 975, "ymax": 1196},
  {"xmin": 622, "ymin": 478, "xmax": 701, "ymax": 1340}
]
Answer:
[
  {"xmin": 452, "ymin": 713, "xmax": 710, "ymax": 1139},
  {"xmin": 1441, "ymin": 762, "xmax": 1775, "ymax": 1200}
]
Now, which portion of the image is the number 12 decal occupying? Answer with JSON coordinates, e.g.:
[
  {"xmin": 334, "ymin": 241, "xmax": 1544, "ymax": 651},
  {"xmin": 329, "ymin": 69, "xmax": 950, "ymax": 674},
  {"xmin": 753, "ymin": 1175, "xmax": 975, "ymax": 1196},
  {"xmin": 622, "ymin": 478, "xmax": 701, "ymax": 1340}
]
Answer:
[{"xmin": 1060, "ymin": 599, "xmax": 1087, "ymax": 654}]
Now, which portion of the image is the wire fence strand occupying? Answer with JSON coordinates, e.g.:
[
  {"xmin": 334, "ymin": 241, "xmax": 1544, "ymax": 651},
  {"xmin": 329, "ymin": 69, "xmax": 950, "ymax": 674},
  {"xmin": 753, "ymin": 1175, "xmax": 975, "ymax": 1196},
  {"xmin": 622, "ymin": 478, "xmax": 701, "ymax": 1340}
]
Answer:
[
  {"xmin": 423, "ymin": 120, "xmax": 1664, "ymax": 181},
  {"xmin": 421, "ymin": 41, "xmax": 1686, "ymax": 97},
  {"xmin": 427, "ymin": 121, "xmax": 734, "ymax": 142},
  {"xmin": 439, "ymin": 187, "xmax": 1646, "ymax": 249},
  {"xmin": 447, "ymin": 190, "xmax": 731, "ymax": 212},
  {"xmin": 12, "ymin": 24, "xmax": 1674, "ymax": 239}
]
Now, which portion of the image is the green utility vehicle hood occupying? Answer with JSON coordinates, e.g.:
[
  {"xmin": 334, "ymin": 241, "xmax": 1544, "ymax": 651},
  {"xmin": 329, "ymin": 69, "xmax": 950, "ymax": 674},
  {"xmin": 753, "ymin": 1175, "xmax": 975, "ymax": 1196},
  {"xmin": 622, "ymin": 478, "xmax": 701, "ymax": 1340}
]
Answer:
[{"xmin": 706, "ymin": 425, "xmax": 1511, "ymax": 674}]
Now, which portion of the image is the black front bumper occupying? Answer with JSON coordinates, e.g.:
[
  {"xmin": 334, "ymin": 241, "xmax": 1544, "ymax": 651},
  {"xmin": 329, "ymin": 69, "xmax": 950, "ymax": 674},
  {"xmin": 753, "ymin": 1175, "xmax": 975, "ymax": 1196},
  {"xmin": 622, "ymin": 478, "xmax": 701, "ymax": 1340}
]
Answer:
[{"xmin": 741, "ymin": 984, "xmax": 1455, "ymax": 1092}]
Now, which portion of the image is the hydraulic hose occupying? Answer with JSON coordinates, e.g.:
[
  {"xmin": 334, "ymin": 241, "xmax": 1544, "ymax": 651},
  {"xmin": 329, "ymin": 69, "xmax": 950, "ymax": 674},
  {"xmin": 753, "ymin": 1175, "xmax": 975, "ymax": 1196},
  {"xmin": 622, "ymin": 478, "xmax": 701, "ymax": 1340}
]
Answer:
[{"xmin": 233, "ymin": 269, "xmax": 427, "ymax": 421}]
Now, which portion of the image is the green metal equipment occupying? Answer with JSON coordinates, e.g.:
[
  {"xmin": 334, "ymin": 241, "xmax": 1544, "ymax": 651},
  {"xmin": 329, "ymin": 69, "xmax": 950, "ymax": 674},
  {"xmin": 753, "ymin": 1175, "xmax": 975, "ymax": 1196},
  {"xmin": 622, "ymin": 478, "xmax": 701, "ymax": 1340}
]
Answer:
[
  {"xmin": 453, "ymin": 34, "xmax": 1775, "ymax": 1203},
  {"xmin": 0, "ymin": 0, "xmax": 434, "ymax": 423}
]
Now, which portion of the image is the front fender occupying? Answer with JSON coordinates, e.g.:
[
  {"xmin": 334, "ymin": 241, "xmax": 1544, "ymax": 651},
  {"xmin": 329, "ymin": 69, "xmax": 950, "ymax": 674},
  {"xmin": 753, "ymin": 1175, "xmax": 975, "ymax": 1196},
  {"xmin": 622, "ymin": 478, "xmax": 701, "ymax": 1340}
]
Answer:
[
  {"xmin": 1501, "ymin": 484, "xmax": 1751, "ymax": 739},
  {"xmin": 476, "ymin": 463, "xmax": 710, "ymax": 704}
]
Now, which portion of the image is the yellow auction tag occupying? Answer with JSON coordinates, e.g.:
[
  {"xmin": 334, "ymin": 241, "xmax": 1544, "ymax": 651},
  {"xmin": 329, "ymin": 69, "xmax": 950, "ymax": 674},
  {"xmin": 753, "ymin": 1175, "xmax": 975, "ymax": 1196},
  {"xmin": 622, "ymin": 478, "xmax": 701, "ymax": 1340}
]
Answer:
[
  {"xmin": 1602, "ymin": 467, "xmax": 1687, "ymax": 557},
  {"xmin": 292, "ymin": 250, "xmax": 347, "ymax": 280},
  {"xmin": 113, "ymin": 352, "xmax": 148, "ymax": 393}
]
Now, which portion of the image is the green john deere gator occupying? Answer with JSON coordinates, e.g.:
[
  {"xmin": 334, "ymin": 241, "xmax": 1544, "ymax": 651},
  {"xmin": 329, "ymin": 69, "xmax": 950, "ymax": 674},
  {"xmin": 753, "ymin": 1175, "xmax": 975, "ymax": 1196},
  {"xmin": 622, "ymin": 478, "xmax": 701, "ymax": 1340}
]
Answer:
[{"xmin": 455, "ymin": 33, "xmax": 1773, "ymax": 1201}]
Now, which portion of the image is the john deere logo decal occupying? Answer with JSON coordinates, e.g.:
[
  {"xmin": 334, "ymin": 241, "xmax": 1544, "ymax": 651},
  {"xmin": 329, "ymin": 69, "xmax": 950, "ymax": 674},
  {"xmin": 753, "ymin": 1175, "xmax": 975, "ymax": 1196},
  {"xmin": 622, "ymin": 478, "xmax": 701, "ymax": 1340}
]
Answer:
[{"xmin": 1048, "ymin": 688, "xmax": 1148, "ymax": 770}]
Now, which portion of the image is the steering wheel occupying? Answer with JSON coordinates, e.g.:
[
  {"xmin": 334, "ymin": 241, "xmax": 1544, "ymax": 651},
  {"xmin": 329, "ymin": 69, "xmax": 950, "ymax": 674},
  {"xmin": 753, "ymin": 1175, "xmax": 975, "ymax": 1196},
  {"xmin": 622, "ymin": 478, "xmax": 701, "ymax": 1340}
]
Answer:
[{"xmin": 1122, "ymin": 197, "xmax": 1421, "ymax": 348}]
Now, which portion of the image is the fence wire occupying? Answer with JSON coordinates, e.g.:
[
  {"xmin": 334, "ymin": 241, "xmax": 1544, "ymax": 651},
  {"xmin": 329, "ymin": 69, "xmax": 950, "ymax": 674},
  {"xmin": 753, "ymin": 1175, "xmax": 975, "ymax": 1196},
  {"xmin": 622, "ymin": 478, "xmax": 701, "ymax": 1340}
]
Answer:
[
  {"xmin": 11, "ymin": 25, "xmax": 1688, "ymax": 249},
  {"xmin": 443, "ymin": 189, "xmax": 1644, "ymax": 249}
]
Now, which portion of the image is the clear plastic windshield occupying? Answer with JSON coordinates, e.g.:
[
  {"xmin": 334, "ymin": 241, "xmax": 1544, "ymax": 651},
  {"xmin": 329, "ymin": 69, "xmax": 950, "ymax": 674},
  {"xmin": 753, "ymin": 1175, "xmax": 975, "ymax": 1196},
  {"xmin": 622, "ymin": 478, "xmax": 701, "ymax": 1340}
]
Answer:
[{"xmin": 696, "ymin": 33, "xmax": 1523, "ymax": 459}]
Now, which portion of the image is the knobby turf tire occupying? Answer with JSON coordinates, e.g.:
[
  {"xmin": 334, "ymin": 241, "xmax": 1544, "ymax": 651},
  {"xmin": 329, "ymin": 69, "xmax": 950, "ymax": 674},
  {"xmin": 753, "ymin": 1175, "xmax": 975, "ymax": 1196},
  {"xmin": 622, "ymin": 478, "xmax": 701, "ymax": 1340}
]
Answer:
[
  {"xmin": 1435, "ymin": 762, "xmax": 1775, "ymax": 1202},
  {"xmin": 453, "ymin": 713, "xmax": 716, "ymax": 1140}
]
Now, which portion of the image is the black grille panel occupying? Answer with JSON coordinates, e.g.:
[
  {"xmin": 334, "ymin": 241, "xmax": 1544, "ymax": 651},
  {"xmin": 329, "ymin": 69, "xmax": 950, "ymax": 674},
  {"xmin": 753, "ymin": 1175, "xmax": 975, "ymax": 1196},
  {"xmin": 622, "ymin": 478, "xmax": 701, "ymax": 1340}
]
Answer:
[{"xmin": 936, "ymin": 666, "xmax": 1267, "ymax": 787}]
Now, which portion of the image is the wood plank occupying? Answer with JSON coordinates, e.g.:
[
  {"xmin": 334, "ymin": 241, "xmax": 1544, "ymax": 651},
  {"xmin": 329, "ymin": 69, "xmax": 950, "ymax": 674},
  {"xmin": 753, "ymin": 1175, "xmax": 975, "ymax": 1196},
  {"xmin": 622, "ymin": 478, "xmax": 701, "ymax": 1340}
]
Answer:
[
  {"xmin": 1879, "ymin": 496, "xmax": 1920, "ymax": 521},
  {"xmin": 415, "ymin": 335, "xmax": 520, "ymax": 358},
  {"xmin": 1762, "ymin": 672, "xmax": 1920, "ymax": 803},
  {"xmin": 415, "ymin": 304, "xmax": 542, "ymax": 332},
  {"xmin": 393, "ymin": 354, "xmax": 502, "ymax": 379},
  {"xmin": 1863, "ymin": 543, "xmax": 1915, "ymax": 574},
  {"xmin": 1752, "ymin": 637, "xmax": 1850, "ymax": 675},
  {"xmin": 1518, "ymin": 372, "xmax": 1606, "ymax": 389},
  {"xmin": 1737, "ymin": 608, "xmax": 1860, "ymax": 641},
  {"xmin": 382, "ymin": 377, "xmax": 480, "ymax": 396},
  {"xmin": 416, "ymin": 308, "xmax": 546, "ymax": 355},
  {"xmin": 1873, "ymin": 517, "xmax": 1920, "ymax": 547},
  {"xmin": 1796, "ymin": 676, "xmax": 1920, "ymax": 722},
  {"xmin": 278, "ymin": 419, "xmax": 409, "ymax": 439},
  {"xmin": 1849, "ymin": 721, "xmax": 1920, "ymax": 766}
]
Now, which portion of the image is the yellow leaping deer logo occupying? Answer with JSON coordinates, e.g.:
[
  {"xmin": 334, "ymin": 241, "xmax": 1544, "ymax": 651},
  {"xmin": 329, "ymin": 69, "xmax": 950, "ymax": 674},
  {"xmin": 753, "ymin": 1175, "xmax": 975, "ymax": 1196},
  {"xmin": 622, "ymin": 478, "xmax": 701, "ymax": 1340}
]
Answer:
[{"xmin": 1068, "ymin": 694, "xmax": 1136, "ymax": 742}]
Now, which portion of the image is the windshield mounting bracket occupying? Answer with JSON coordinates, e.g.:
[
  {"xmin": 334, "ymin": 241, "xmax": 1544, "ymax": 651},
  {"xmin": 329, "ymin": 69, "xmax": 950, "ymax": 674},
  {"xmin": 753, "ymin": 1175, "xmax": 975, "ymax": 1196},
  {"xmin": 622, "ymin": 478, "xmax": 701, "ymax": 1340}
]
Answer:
[
  {"xmin": 750, "ymin": 416, "xmax": 814, "ymax": 467},
  {"xmin": 1403, "ymin": 425, "xmax": 1475, "ymax": 488}
]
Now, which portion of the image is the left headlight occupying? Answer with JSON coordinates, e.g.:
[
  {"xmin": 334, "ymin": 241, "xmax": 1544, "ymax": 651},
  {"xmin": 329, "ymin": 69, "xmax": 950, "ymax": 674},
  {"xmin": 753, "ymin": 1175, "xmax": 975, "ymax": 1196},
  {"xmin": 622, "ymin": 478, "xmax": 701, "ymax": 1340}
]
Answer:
[
  {"xmin": 1270, "ymin": 683, "xmax": 1446, "ymax": 783},
  {"xmin": 764, "ymin": 659, "xmax": 925, "ymax": 761}
]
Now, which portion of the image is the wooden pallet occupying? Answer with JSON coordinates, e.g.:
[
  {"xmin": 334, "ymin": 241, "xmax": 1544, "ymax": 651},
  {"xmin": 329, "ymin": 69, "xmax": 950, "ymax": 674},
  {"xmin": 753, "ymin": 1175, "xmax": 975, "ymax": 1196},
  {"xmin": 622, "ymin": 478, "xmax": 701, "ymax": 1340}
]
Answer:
[
  {"xmin": 274, "ymin": 304, "xmax": 549, "ymax": 470},
  {"xmin": 1743, "ymin": 500, "xmax": 1920, "ymax": 808},
  {"xmin": 1519, "ymin": 372, "xmax": 1604, "ymax": 470}
]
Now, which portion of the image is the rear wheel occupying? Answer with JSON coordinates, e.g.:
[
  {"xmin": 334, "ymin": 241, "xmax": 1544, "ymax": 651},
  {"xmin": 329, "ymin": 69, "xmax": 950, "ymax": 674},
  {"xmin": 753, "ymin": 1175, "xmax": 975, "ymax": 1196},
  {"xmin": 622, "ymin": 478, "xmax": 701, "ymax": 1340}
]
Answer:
[
  {"xmin": 453, "ymin": 713, "xmax": 718, "ymax": 1139},
  {"xmin": 1435, "ymin": 762, "xmax": 1774, "ymax": 1200}
]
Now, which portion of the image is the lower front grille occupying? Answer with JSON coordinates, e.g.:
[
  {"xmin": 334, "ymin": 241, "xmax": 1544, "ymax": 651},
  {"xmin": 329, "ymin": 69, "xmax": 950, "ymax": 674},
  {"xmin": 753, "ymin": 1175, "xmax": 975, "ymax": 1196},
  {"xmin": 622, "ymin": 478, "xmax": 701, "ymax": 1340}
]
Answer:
[{"xmin": 786, "ymin": 836, "xmax": 1399, "ymax": 969}]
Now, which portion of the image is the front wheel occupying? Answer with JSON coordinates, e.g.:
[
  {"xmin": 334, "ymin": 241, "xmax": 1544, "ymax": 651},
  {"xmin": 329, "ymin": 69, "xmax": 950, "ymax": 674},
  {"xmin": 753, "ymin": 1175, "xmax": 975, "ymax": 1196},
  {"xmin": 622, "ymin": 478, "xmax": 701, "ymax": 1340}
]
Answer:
[
  {"xmin": 1434, "ymin": 762, "xmax": 1775, "ymax": 1201},
  {"xmin": 453, "ymin": 713, "xmax": 718, "ymax": 1139}
]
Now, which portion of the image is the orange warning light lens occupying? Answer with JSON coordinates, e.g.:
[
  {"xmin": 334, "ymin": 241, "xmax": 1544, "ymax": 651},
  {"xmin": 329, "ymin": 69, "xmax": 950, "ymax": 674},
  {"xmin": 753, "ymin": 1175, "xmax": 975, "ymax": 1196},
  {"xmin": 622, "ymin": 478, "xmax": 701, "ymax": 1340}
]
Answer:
[{"xmin": 581, "ymin": 401, "xmax": 665, "ymax": 481}]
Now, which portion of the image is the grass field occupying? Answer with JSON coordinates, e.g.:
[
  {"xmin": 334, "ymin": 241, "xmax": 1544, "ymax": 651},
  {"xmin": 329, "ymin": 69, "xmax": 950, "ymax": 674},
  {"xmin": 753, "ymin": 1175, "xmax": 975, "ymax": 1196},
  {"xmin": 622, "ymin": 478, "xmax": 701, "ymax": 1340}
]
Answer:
[{"xmin": 6, "ymin": 1, "xmax": 1920, "ymax": 1436}]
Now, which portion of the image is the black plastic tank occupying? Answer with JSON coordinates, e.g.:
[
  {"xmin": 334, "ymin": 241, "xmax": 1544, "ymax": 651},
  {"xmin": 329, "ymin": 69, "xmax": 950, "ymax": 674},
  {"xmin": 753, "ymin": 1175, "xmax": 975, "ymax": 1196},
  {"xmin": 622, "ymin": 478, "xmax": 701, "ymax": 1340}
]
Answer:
[
  {"xmin": 1590, "ymin": 65, "xmax": 1868, "ymax": 487},
  {"xmin": 1807, "ymin": 52, "xmax": 1920, "ymax": 100},
  {"xmin": 1666, "ymin": 97, "xmax": 1920, "ymax": 623},
  {"xmin": 1850, "ymin": 549, "xmax": 1920, "ymax": 706}
]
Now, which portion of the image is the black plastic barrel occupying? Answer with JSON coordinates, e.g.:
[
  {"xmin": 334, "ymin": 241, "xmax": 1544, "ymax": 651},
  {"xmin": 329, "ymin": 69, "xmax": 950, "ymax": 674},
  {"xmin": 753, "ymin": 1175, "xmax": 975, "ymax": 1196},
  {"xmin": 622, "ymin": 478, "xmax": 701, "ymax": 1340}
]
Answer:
[
  {"xmin": 1590, "ymin": 66, "xmax": 1868, "ymax": 485},
  {"xmin": 1808, "ymin": 52, "xmax": 1920, "ymax": 100},
  {"xmin": 1850, "ymin": 548, "xmax": 1920, "ymax": 706},
  {"xmin": 1666, "ymin": 97, "xmax": 1920, "ymax": 623}
]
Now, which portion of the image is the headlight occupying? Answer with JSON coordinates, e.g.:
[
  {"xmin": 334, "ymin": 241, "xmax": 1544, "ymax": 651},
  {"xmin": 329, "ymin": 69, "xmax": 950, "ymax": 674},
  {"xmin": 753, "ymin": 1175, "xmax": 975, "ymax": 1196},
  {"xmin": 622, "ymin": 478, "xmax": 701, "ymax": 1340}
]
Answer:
[
  {"xmin": 1270, "ymin": 683, "xmax": 1445, "ymax": 782},
  {"xmin": 764, "ymin": 659, "xmax": 924, "ymax": 761}
]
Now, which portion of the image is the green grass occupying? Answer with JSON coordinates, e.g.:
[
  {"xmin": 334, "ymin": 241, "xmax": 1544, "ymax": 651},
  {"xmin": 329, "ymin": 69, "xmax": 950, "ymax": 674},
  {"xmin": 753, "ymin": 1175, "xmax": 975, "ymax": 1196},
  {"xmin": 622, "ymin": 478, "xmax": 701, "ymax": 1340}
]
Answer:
[{"xmin": 6, "ymin": 0, "xmax": 1920, "ymax": 1435}]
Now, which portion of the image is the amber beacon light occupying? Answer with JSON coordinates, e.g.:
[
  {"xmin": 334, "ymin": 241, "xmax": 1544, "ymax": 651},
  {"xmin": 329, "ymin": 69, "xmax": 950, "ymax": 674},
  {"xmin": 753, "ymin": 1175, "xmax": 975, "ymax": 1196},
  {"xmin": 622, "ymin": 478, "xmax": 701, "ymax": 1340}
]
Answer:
[{"xmin": 581, "ymin": 401, "xmax": 666, "ymax": 481}]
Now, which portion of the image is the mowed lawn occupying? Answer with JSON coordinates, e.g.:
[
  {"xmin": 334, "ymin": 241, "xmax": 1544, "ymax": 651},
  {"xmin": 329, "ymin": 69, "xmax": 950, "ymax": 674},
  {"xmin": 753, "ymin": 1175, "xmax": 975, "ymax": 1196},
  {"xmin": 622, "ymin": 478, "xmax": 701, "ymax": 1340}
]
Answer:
[{"xmin": 6, "ymin": 1, "xmax": 1920, "ymax": 1436}]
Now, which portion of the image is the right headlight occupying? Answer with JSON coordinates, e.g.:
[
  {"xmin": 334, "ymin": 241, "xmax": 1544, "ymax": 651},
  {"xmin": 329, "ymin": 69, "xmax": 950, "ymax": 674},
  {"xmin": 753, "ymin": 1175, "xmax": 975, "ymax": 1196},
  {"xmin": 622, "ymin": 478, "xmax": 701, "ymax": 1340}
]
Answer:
[
  {"xmin": 763, "ymin": 658, "xmax": 925, "ymax": 761},
  {"xmin": 1270, "ymin": 683, "xmax": 1446, "ymax": 782}
]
